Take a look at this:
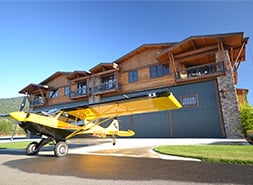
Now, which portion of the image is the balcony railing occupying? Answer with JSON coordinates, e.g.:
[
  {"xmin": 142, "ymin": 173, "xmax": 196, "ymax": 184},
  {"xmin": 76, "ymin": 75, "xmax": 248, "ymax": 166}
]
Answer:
[
  {"xmin": 176, "ymin": 61, "xmax": 225, "ymax": 81},
  {"xmin": 69, "ymin": 81, "xmax": 121, "ymax": 99},
  {"xmin": 93, "ymin": 81, "xmax": 119, "ymax": 94},
  {"xmin": 69, "ymin": 87, "xmax": 88, "ymax": 99},
  {"xmin": 30, "ymin": 97, "xmax": 46, "ymax": 107}
]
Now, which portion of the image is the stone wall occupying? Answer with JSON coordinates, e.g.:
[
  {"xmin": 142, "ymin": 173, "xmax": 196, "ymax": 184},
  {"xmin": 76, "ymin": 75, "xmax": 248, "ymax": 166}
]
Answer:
[{"xmin": 216, "ymin": 50, "xmax": 243, "ymax": 138}]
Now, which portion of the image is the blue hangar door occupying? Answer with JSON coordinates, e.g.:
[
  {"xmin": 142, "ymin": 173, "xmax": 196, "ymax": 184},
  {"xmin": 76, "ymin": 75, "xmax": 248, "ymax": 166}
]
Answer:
[
  {"xmin": 119, "ymin": 112, "xmax": 171, "ymax": 138},
  {"xmin": 170, "ymin": 80, "xmax": 225, "ymax": 138},
  {"xmin": 119, "ymin": 80, "xmax": 225, "ymax": 138}
]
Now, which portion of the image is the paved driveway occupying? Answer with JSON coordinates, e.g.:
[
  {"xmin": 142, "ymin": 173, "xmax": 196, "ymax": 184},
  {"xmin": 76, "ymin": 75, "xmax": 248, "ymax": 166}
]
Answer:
[{"xmin": 0, "ymin": 138, "xmax": 252, "ymax": 185}]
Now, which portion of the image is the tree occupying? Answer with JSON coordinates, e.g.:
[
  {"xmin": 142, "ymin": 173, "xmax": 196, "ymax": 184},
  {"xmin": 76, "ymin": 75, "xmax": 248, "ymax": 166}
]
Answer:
[
  {"xmin": 239, "ymin": 103, "xmax": 253, "ymax": 138},
  {"xmin": 0, "ymin": 118, "xmax": 14, "ymax": 135}
]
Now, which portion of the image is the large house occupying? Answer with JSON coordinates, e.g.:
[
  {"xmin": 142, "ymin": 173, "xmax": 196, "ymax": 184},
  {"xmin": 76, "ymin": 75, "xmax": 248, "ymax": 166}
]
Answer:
[{"xmin": 19, "ymin": 32, "xmax": 249, "ymax": 138}]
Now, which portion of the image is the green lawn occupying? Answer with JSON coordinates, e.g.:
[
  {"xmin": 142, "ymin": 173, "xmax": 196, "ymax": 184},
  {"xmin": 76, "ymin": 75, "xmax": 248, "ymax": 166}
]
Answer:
[
  {"xmin": 154, "ymin": 145, "xmax": 253, "ymax": 165},
  {"xmin": 0, "ymin": 141, "xmax": 31, "ymax": 149}
]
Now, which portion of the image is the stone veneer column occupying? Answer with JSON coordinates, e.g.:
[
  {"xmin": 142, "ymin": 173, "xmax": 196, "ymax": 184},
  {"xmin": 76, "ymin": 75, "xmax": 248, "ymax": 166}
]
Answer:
[{"xmin": 216, "ymin": 50, "xmax": 243, "ymax": 138}]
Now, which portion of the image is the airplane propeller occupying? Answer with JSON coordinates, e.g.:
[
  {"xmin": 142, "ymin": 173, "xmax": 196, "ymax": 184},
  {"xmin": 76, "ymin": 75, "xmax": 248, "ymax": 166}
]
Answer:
[{"xmin": 11, "ymin": 95, "xmax": 27, "ymax": 141}]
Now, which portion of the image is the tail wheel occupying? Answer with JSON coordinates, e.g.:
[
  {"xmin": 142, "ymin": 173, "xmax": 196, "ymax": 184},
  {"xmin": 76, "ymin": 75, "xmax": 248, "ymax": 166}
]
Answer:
[
  {"xmin": 54, "ymin": 141, "xmax": 69, "ymax": 157},
  {"xmin": 26, "ymin": 142, "xmax": 39, "ymax": 155}
]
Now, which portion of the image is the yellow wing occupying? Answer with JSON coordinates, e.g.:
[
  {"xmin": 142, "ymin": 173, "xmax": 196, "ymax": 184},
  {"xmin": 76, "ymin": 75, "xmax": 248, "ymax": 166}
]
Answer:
[{"xmin": 67, "ymin": 92, "xmax": 182, "ymax": 120}]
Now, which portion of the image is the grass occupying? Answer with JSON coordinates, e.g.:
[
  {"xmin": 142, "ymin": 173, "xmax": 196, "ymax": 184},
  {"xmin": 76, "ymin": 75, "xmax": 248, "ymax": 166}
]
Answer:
[
  {"xmin": 154, "ymin": 145, "xmax": 253, "ymax": 165},
  {"xmin": 0, "ymin": 141, "xmax": 31, "ymax": 149}
]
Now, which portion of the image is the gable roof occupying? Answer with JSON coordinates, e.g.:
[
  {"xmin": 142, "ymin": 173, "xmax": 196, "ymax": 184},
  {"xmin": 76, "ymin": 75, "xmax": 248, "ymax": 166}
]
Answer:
[
  {"xmin": 89, "ymin": 63, "xmax": 114, "ymax": 73},
  {"xmin": 66, "ymin": 71, "xmax": 90, "ymax": 80},
  {"xmin": 19, "ymin": 83, "xmax": 49, "ymax": 95},
  {"xmin": 40, "ymin": 71, "xmax": 71, "ymax": 85},
  {"xmin": 157, "ymin": 32, "xmax": 248, "ymax": 63},
  {"xmin": 114, "ymin": 43, "xmax": 175, "ymax": 64}
]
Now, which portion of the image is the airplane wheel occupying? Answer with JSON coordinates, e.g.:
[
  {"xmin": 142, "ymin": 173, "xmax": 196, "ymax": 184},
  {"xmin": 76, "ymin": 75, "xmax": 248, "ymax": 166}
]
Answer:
[
  {"xmin": 26, "ymin": 142, "xmax": 39, "ymax": 155},
  {"xmin": 54, "ymin": 141, "xmax": 69, "ymax": 157}
]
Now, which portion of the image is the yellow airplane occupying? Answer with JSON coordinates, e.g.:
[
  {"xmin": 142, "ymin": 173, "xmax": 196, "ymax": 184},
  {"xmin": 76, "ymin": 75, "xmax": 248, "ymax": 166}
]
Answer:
[{"xmin": 1, "ymin": 91, "xmax": 182, "ymax": 157}]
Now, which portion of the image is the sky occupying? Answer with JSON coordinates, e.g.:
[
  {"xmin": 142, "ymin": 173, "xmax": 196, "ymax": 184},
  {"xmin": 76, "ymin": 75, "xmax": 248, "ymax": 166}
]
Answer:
[{"xmin": 0, "ymin": 0, "xmax": 253, "ymax": 104}]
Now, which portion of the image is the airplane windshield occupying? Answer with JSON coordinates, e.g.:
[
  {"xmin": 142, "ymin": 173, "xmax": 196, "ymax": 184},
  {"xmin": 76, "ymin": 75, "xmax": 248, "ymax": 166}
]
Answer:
[{"xmin": 58, "ymin": 112, "xmax": 80, "ymax": 125}]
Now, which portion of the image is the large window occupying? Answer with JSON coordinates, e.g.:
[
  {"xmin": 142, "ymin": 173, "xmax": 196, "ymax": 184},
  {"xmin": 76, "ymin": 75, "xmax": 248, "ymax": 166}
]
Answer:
[
  {"xmin": 150, "ymin": 64, "xmax": 170, "ymax": 78},
  {"xmin": 128, "ymin": 70, "xmax": 138, "ymax": 83}
]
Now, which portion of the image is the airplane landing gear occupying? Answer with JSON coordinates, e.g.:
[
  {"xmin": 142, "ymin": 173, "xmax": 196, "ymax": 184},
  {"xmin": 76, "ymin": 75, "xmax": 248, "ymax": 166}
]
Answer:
[
  {"xmin": 112, "ymin": 134, "xmax": 116, "ymax": 146},
  {"xmin": 26, "ymin": 141, "xmax": 39, "ymax": 155},
  {"xmin": 25, "ymin": 138, "xmax": 69, "ymax": 157},
  {"xmin": 54, "ymin": 141, "xmax": 69, "ymax": 157}
]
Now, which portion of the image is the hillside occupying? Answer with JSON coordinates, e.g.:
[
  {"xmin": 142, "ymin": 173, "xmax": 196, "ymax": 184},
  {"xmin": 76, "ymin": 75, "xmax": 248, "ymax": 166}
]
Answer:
[
  {"xmin": 0, "ymin": 96, "xmax": 28, "ymax": 135},
  {"xmin": 0, "ymin": 96, "xmax": 29, "ymax": 114}
]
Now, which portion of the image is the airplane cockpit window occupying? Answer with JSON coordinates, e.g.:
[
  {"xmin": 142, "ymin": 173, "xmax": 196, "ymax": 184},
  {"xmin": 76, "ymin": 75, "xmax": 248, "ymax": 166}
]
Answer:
[
  {"xmin": 58, "ymin": 112, "xmax": 80, "ymax": 125},
  {"xmin": 41, "ymin": 108, "xmax": 60, "ymax": 117}
]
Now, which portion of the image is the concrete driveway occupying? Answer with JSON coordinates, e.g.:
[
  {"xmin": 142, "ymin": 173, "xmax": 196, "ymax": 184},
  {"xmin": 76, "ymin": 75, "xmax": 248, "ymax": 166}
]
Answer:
[{"xmin": 0, "ymin": 138, "xmax": 252, "ymax": 185}]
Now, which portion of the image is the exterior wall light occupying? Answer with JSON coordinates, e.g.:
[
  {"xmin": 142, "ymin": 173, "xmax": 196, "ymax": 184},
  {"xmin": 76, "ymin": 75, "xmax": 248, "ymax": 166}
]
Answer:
[{"xmin": 220, "ymin": 89, "xmax": 227, "ymax": 98}]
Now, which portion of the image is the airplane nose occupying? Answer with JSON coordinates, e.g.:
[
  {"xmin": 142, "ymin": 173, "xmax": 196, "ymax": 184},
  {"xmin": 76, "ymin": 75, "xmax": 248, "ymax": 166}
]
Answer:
[{"xmin": 9, "ymin": 112, "xmax": 27, "ymax": 122}]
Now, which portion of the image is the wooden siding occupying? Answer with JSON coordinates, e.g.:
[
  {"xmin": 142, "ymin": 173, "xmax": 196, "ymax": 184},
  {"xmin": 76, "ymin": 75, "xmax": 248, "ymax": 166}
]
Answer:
[
  {"xmin": 118, "ymin": 48, "xmax": 175, "ymax": 93},
  {"xmin": 45, "ymin": 74, "xmax": 73, "ymax": 106}
]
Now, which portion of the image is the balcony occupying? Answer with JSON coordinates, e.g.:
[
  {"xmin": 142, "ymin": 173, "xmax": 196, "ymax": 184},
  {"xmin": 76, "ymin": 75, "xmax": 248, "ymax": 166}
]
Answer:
[
  {"xmin": 93, "ymin": 81, "xmax": 121, "ymax": 95},
  {"xmin": 175, "ymin": 61, "xmax": 225, "ymax": 82},
  {"xmin": 30, "ymin": 97, "xmax": 46, "ymax": 107},
  {"xmin": 69, "ymin": 87, "xmax": 88, "ymax": 99},
  {"xmin": 69, "ymin": 81, "xmax": 121, "ymax": 99}
]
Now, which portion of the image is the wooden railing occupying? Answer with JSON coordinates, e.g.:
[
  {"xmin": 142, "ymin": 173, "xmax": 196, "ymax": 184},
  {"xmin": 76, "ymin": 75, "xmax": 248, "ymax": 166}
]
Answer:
[{"xmin": 175, "ymin": 61, "xmax": 225, "ymax": 81}]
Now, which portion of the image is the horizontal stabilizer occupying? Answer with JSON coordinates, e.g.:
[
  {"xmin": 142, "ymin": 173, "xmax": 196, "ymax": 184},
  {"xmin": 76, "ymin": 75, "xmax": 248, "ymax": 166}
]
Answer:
[{"xmin": 109, "ymin": 130, "xmax": 135, "ymax": 137}]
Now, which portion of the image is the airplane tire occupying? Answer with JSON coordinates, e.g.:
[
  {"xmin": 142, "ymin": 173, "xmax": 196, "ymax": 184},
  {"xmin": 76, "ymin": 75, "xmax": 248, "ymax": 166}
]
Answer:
[
  {"xmin": 54, "ymin": 141, "xmax": 69, "ymax": 157},
  {"xmin": 26, "ymin": 142, "xmax": 39, "ymax": 155}
]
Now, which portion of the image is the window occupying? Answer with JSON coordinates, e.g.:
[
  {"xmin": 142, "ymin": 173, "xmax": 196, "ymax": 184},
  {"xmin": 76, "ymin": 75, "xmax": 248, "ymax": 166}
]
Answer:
[
  {"xmin": 150, "ymin": 64, "xmax": 170, "ymax": 78},
  {"xmin": 102, "ymin": 75, "xmax": 115, "ymax": 90},
  {"xmin": 64, "ymin": 85, "xmax": 70, "ymax": 96},
  {"xmin": 181, "ymin": 95, "xmax": 199, "ymax": 107},
  {"xmin": 129, "ymin": 70, "xmax": 138, "ymax": 83},
  {"xmin": 77, "ymin": 82, "xmax": 87, "ymax": 95},
  {"xmin": 49, "ymin": 89, "xmax": 59, "ymax": 98}
]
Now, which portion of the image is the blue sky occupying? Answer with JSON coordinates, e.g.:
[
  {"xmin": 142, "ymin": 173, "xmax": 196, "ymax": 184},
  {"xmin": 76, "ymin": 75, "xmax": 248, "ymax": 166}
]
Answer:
[{"xmin": 0, "ymin": 1, "xmax": 253, "ymax": 104}]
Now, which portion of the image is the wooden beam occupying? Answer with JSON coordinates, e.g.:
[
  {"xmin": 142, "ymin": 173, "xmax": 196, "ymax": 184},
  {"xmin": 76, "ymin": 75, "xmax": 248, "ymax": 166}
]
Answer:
[
  {"xmin": 191, "ymin": 39, "xmax": 197, "ymax": 50},
  {"xmin": 234, "ymin": 41, "xmax": 246, "ymax": 65},
  {"xmin": 217, "ymin": 38, "xmax": 225, "ymax": 62},
  {"xmin": 174, "ymin": 44, "xmax": 218, "ymax": 60},
  {"xmin": 169, "ymin": 52, "xmax": 176, "ymax": 73},
  {"xmin": 234, "ymin": 58, "xmax": 242, "ymax": 72},
  {"xmin": 174, "ymin": 49, "xmax": 217, "ymax": 63},
  {"xmin": 230, "ymin": 48, "xmax": 235, "ymax": 67}
]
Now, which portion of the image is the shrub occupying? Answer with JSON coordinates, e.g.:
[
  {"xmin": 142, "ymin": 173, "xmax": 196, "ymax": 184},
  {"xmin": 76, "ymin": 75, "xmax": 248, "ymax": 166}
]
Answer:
[{"xmin": 239, "ymin": 103, "xmax": 253, "ymax": 137}]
